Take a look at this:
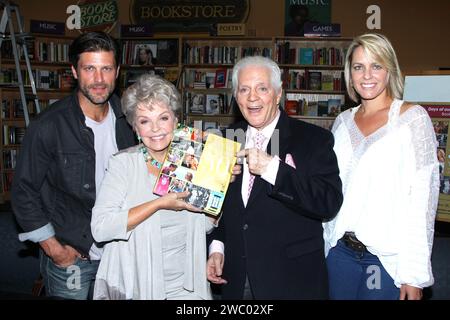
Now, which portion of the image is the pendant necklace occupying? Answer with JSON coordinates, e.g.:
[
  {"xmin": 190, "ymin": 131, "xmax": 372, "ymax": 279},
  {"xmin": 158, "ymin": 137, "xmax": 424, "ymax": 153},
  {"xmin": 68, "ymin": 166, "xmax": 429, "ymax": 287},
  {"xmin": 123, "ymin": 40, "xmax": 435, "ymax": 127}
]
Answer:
[{"xmin": 139, "ymin": 145, "xmax": 162, "ymax": 169}]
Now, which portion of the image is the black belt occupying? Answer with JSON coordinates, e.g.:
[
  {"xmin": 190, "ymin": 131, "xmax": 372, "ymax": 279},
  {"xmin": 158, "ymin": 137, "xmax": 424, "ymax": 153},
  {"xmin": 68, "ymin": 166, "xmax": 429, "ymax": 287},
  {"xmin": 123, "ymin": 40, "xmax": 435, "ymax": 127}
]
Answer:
[{"xmin": 342, "ymin": 232, "xmax": 366, "ymax": 252}]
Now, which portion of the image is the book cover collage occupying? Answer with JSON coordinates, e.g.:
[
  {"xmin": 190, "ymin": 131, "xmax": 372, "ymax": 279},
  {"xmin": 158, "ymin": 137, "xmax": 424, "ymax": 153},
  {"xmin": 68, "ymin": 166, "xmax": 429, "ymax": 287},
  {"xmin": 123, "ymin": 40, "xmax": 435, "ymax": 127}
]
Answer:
[{"xmin": 153, "ymin": 125, "xmax": 240, "ymax": 216}]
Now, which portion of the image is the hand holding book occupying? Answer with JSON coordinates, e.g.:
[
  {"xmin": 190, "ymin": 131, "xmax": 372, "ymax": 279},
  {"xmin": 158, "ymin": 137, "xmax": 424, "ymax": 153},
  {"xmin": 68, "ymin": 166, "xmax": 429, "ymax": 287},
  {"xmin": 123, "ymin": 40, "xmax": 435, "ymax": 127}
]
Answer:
[{"xmin": 157, "ymin": 191, "xmax": 203, "ymax": 213}]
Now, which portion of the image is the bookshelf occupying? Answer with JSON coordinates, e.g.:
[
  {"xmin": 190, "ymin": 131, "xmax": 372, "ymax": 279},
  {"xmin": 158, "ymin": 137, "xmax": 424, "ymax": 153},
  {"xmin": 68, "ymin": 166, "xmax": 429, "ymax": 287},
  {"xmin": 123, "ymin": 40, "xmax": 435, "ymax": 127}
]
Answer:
[
  {"xmin": 0, "ymin": 34, "xmax": 76, "ymax": 202},
  {"xmin": 274, "ymin": 37, "xmax": 353, "ymax": 118},
  {"xmin": 0, "ymin": 34, "xmax": 354, "ymax": 202},
  {"xmin": 180, "ymin": 37, "xmax": 273, "ymax": 130},
  {"xmin": 118, "ymin": 36, "xmax": 182, "ymax": 119},
  {"xmin": 178, "ymin": 36, "xmax": 353, "ymax": 130}
]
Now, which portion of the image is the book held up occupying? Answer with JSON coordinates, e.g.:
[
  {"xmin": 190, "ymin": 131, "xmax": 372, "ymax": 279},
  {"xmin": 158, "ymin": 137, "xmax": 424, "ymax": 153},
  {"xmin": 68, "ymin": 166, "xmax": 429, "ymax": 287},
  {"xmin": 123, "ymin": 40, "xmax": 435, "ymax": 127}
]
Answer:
[{"xmin": 153, "ymin": 124, "xmax": 241, "ymax": 216}]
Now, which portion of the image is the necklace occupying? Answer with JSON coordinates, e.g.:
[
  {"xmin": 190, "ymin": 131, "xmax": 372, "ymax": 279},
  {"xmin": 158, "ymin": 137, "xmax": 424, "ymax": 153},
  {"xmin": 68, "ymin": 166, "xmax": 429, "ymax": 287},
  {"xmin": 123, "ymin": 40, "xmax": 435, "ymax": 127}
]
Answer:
[{"xmin": 139, "ymin": 145, "xmax": 162, "ymax": 169}]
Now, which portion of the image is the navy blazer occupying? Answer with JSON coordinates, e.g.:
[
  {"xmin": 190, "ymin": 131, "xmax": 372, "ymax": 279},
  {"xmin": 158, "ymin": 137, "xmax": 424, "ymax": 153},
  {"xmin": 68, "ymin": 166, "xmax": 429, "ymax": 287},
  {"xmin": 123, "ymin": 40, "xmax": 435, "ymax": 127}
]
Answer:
[{"xmin": 210, "ymin": 109, "xmax": 343, "ymax": 299}]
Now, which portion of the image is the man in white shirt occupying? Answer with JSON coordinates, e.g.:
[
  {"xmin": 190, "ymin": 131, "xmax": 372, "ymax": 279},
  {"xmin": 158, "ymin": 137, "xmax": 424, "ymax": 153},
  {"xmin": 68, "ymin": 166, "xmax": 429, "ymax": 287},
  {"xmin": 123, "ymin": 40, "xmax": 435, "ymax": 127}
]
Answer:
[
  {"xmin": 11, "ymin": 32, "xmax": 135, "ymax": 299},
  {"xmin": 206, "ymin": 56, "xmax": 343, "ymax": 299}
]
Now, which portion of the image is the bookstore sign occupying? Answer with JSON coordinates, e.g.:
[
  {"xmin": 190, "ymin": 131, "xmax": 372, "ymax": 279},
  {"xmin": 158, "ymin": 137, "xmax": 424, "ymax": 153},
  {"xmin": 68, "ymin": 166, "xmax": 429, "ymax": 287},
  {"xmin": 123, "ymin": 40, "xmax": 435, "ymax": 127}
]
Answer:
[
  {"xmin": 77, "ymin": 0, "xmax": 118, "ymax": 33},
  {"xmin": 130, "ymin": 0, "xmax": 249, "ymax": 32}
]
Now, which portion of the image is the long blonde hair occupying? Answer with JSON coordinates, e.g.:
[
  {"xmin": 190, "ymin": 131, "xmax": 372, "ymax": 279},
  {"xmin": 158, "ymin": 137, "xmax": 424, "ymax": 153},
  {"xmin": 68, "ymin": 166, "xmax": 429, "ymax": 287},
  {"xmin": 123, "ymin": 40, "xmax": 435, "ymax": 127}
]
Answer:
[{"xmin": 344, "ymin": 33, "xmax": 404, "ymax": 102}]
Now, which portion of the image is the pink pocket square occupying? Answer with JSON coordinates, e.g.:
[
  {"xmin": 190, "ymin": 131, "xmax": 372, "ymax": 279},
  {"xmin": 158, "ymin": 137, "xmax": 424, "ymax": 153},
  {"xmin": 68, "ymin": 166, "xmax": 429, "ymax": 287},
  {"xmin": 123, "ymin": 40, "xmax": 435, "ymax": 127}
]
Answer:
[{"xmin": 285, "ymin": 153, "xmax": 296, "ymax": 169}]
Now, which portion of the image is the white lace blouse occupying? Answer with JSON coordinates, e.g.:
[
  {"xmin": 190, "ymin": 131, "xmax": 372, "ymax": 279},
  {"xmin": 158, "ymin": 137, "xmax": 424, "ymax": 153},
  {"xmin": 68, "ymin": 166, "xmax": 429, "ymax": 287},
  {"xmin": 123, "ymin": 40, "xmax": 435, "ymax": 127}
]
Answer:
[{"xmin": 323, "ymin": 99, "xmax": 439, "ymax": 288}]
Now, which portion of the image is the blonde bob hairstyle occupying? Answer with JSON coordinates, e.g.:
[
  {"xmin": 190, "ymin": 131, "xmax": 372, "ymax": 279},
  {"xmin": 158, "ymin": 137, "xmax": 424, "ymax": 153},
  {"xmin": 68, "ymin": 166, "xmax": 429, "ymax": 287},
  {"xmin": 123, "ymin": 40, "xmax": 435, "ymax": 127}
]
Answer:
[{"xmin": 344, "ymin": 33, "xmax": 404, "ymax": 103}]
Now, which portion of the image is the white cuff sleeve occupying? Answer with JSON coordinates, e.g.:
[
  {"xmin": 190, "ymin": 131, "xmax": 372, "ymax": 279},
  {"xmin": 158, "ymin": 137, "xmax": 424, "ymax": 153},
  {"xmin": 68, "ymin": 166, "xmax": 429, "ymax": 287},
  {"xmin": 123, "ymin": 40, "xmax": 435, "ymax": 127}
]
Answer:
[
  {"xmin": 18, "ymin": 223, "xmax": 55, "ymax": 243},
  {"xmin": 261, "ymin": 155, "xmax": 281, "ymax": 185},
  {"xmin": 209, "ymin": 240, "xmax": 224, "ymax": 256}
]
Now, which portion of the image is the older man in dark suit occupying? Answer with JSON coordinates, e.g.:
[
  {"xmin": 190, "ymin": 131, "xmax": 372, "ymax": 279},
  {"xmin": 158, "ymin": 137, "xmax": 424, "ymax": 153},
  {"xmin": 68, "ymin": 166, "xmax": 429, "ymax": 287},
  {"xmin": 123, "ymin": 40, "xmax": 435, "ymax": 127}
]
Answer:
[{"xmin": 207, "ymin": 56, "xmax": 343, "ymax": 299}]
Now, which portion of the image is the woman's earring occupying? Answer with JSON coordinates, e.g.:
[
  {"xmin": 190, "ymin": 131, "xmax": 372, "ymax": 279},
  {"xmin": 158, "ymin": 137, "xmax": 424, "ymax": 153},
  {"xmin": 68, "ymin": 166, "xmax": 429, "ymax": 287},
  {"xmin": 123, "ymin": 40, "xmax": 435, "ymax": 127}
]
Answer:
[{"xmin": 137, "ymin": 134, "xmax": 142, "ymax": 143}]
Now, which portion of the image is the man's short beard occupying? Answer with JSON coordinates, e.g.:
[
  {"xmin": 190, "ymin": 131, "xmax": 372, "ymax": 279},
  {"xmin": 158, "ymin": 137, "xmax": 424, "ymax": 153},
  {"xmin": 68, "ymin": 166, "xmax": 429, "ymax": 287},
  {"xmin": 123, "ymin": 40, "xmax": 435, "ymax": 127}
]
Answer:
[{"xmin": 79, "ymin": 85, "xmax": 113, "ymax": 105}]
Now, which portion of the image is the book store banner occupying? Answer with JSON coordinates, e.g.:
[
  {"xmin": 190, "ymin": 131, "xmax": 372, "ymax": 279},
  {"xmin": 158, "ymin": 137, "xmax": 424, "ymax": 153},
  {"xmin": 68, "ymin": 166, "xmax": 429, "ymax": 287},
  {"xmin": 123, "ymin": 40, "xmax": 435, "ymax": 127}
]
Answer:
[
  {"xmin": 130, "ymin": 0, "xmax": 249, "ymax": 32},
  {"xmin": 424, "ymin": 104, "xmax": 450, "ymax": 222},
  {"xmin": 77, "ymin": 0, "xmax": 119, "ymax": 33}
]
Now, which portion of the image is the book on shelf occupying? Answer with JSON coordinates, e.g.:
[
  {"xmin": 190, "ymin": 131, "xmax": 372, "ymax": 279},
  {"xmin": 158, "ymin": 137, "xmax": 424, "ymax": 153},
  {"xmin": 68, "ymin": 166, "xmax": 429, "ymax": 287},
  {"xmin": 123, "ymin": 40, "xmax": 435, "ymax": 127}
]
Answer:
[
  {"xmin": 3, "ymin": 171, "xmax": 14, "ymax": 191},
  {"xmin": 226, "ymin": 69, "xmax": 233, "ymax": 88},
  {"xmin": 318, "ymin": 100, "xmax": 329, "ymax": 116},
  {"xmin": 205, "ymin": 94, "xmax": 221, "ymax": 115},
  {"xmin": 218, "ymin": 94, "xmax": 228, "ymax": 114},
  {"xmin": 305, "ymin": 101, "xmax": 318, "ymax": 117},
  {"xmin": 321, "ymin": 73, "xmax": 334, "ymax": 91},
  {"xmin": 163, "ymin": 67, "xmax": 179, "ymax": 84},
  {"xmin": 184, "ymin": 69, "xmax": 231, "ymax": 89},
  {"xmin": 227, "ymin": 95, "xmax": 240, "ymax": 115},
  {"xmin": 2, "ymin": 149, "xmax": 18, "ymax": 169},
  {"xmin": 205, "ymin": 72, "xmax": 216, "ymax": 89},
  {"xmin": 299, "ymin": 48, "xmax": 314, "ymax": 65},
  {"xmin": 133, "ymin": 42, "xmax": 157, "ymax": 65},
  {"xmin": 189, "ymin": 93, "xmax": 206, "ymax": 113},
  {"xmin": 327, "ymin": 99, "xmax": 341, "ymax": 117},
  {"xmin": 1, "ymin": 100, "xmax": 10, "ymax": 119},
  {"xmin": 59, "ymin": 69, "xmax": 76, "ymax": 90},
  {"xmin": 286, "ymin": 93, "xmax": 345, "ymax": 117},
  {"xmin": 12, "ymin": 100, "xmax": 24, "ymax": 118},
  {"xmin": 153, "ymin": 124, "xmax": 241, "ymax": 216},
  {"xmin": 122, "ymin": 69, "xmax": 157, "ymax": 87},
  {"xmin": 308, "ymin": 71, "xmax": 322, "ymax": 90},
  {"xmin": 284, "ymin": 100, "xmax": 298, "ymax": 115},
  {"xmin": 155, "ymin": 40, "xmax": 178, "ymax": 65},
  {"xmin": 3, "ymin": 125, "xmax": 25, "ymax": 145},
  {"xmin": 214, "ymin": 69, "xmax": 227, "ymax": 88}
]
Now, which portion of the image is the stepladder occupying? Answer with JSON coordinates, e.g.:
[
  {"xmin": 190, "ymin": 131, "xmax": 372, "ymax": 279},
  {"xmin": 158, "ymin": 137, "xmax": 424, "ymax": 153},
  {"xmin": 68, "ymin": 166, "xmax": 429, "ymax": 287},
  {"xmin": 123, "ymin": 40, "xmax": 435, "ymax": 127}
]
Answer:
[{"xmin": 0, "ymin": 0, "xmax": 40, "ymax": 127}]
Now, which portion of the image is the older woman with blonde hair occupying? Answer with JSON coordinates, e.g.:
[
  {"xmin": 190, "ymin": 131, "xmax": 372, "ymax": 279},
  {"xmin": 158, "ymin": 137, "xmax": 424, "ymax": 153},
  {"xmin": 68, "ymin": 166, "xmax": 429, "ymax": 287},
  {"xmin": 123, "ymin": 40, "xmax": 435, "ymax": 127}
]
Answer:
[
  {"xmin": 323, "ymin": 33, "xmax": 439, "ymax": 300},
  {"xmin": 91, "ymin": 74, "xmax": 216, "ymax": 300}
]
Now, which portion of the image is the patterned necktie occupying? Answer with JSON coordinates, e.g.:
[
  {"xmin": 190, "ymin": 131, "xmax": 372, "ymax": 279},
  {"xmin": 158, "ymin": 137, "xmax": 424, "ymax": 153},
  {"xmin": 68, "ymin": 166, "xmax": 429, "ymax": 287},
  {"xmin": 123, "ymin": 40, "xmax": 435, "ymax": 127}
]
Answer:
[{"xmin": 247, "ymin": 131, "xmax": 265, "ymax": 200}]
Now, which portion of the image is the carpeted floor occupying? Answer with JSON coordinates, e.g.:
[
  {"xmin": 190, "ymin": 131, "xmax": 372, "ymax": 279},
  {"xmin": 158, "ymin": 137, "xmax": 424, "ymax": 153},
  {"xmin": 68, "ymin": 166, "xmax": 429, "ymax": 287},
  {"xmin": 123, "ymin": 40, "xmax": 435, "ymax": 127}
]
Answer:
[
  {"xmin": 0, "ymin": 203, "xmax": 40, "ymax": 297},
  {"xmin": 1, "ymin": 203, "xmax": 449, "ymax": 299}
]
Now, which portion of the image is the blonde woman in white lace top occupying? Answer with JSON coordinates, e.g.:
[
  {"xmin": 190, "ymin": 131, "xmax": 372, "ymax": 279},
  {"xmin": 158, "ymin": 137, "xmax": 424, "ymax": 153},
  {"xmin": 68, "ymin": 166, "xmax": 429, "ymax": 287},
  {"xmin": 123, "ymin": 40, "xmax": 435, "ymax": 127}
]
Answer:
[{"xmin": 323, "ymin": 33, "xmax": 439, "ymax": 300}]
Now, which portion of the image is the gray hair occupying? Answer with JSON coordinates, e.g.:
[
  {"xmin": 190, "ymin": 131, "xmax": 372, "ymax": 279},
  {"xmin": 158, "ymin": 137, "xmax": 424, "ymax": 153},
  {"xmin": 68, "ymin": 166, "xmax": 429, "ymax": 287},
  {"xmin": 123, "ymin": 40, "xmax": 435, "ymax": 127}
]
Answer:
[
  {"xmin": 231, "ymin": 56, "xmax": 283, "ymax": 97},
  {"xmin": 121, "ymin": 74, "xmax": 181, "ymax": 126},
  {"xmin": 344, "ymin": 33, "xmax": 404, "ymax": 102}
]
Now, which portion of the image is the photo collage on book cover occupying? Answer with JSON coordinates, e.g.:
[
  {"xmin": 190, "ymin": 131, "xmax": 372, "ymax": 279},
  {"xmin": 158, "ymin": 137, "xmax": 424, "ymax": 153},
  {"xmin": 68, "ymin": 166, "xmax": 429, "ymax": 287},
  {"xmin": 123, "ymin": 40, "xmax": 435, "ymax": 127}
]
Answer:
[{"xmin": 153, "ymin": 125, "xmax": 225, "ymax": 215}]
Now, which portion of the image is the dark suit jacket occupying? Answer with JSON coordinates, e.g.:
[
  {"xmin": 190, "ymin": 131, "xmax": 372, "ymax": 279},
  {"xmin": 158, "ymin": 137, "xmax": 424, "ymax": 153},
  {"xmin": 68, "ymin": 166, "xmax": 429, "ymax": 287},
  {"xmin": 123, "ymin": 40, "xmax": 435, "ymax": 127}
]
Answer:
[{"xmin": 211, "ymin": 109, "xmax": 343, "ymax": 299}]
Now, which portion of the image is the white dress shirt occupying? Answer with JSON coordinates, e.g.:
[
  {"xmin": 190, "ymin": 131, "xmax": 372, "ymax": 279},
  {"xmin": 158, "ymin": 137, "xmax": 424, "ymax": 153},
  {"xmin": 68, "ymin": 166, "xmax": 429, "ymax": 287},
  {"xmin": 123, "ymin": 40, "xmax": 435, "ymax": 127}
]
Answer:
[
  {"xmin": 209, "ymin": 111, "xmax": 281, "ymax": 256},
  {"xmin": 85, "ymin": 103, "xmax": 117, "ymax": 260}
]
